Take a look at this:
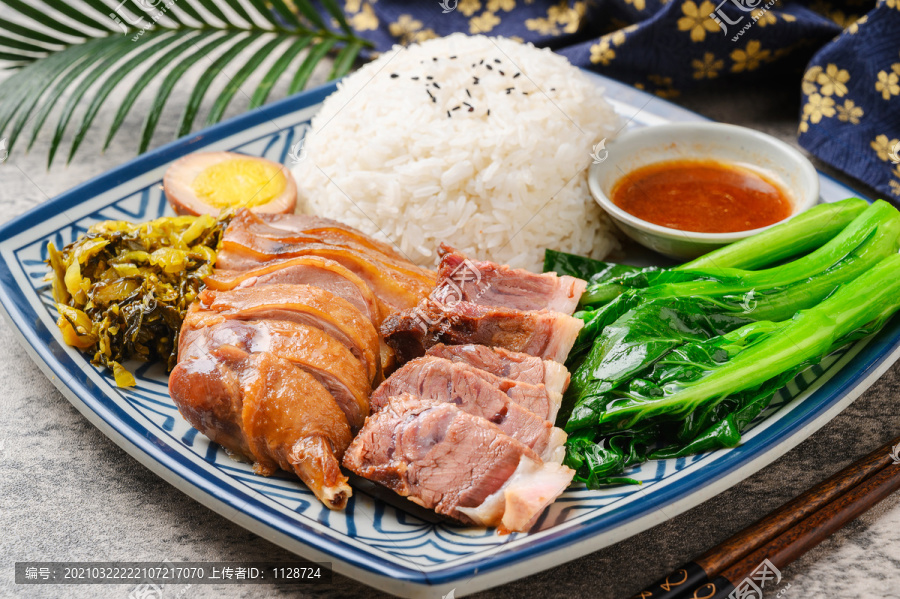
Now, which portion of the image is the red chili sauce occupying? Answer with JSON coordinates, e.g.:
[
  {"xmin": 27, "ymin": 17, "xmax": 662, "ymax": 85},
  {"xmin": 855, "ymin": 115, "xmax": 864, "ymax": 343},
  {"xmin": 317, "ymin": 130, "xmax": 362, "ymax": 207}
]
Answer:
[{"xmin": 610, "ymin": 159, "xmax": 793, "ymax": 233}]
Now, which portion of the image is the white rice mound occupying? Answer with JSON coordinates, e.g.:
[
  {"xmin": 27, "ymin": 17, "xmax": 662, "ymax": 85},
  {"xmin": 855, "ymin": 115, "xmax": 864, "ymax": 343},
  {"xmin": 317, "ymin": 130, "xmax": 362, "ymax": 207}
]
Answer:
[{"xmin": 294, "ymin": 33, "xmax": 622, "ymax": 271}]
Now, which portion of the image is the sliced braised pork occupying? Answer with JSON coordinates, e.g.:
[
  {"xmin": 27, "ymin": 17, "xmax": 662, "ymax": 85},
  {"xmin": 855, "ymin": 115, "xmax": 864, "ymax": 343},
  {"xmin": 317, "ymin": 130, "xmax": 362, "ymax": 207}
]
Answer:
[
  {"xmin": 370, "ymin": 357, "xmax": 565, "ymax": 462},
  {"xmin": 434, "ymin": 244, "xmax": 587, "ymax": 313},
  {"xmin": 179, "ymin": 319, "xmax": 370, "ymax": 431},
  {"xmin": 171, "ymin": 348, "xmax": 353, "ymax": 509},
  {"xmin": 426, "ymin": 343, "xmax": 570, "ymax": 396},
  {"xmin": 189, "ymin": 284, "xmax": 380, "ymax": 383},
  {"xmin": 381, "ymin": 299, "xmax": 584, "ymax": 365},
  {"xmin": 374, "ymin": 355, "xmax": 561, "ymax": 422},
  {"xmin": 343, "ymin": 394, "xmax": 574, "ymax": 531}
]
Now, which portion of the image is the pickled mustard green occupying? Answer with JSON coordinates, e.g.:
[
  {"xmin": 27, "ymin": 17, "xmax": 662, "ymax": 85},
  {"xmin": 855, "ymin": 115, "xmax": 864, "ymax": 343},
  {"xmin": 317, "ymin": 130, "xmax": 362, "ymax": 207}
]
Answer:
[{"xmin": 46, "ymin": 214, "xmax": 228, "ymax": 387}]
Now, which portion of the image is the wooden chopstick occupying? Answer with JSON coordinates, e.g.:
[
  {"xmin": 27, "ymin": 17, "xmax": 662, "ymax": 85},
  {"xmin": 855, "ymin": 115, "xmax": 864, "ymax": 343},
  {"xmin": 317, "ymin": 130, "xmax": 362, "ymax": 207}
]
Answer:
[
  {"xmin": 631, "ymin": 435, "xmax": 900, "ymax": 599},
  {"xmin": 704, "ymin": 460, "xmax": 900, "ymax": 598}
]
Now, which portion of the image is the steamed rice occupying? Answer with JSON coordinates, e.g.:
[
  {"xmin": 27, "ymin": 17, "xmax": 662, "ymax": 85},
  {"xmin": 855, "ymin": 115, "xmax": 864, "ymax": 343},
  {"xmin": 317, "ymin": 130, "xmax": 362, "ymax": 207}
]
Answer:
[{"xmin": 293, "ymin": 34, "xmax": 622, "ymax": 271}]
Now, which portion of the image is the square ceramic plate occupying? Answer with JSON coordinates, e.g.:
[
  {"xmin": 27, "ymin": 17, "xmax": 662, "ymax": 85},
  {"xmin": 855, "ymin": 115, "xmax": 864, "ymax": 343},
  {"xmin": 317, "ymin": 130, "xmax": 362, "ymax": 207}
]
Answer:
[{"xmin": 1, "ymin": 72, "xmax": 898, "ymax": 599}]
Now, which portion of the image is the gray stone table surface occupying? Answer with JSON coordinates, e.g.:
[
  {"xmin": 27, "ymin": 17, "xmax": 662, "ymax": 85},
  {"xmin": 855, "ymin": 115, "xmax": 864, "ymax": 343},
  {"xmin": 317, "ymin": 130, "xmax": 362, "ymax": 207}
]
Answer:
[{"xmin": 1, "ymin": 61, "xmax": 899, "ymax": 599}]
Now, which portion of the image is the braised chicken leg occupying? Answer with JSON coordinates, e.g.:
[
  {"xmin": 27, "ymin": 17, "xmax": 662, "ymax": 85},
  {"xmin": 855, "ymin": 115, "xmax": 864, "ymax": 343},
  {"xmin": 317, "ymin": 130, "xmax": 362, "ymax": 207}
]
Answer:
[
  {"xmin": 170, "ymin": 347, "xmax": 353, "ymax": 509},
  {"xmin": 242, "ymin": 352, "xmax": 353, "ymax": 508}
]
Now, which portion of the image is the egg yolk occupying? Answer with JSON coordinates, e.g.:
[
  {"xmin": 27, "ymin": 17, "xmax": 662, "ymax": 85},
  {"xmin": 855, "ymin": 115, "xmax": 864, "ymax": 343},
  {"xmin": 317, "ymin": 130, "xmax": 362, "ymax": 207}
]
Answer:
[{"xmin": 191, "ymin": 157, "xmax": 286, "ymax": 209}]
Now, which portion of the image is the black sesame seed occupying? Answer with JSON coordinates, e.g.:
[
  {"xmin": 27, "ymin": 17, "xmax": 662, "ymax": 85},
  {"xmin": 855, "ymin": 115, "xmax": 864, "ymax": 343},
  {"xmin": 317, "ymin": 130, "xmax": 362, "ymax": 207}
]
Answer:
[
  {"xmin": 522, "ymin": 91, "xmax": 529, "ymax": 95},
  {"xmin": 433, "ymin": 57, "xmax": 438, "ymax": 61},
  {"xmin": 390, "ymin": 73, "xmax": 398, "ymax": 78},
  {"xmin": 447, "ymin": 110, "xmax": 451, "ymax": 117},
  {"xmin": 513, "ymin": 72, "xmax": 521, "ymax": 78},
  {"xmin": 412, "ymin": 76, "xmax": 419, "ymax": 80},
  {"xmin": 494, "ymin": 59, "xmax": 501, "ymax": 64},
  {"xmin": 486, "ymin": 64, "xmax": 493, "ymax": 70},
  {"xmin": 473, "ymin": 77, "xmax": 480, "ymax": 84},
  {"xmin": 466, "ymin": 89, "xmax": 471, "ymax": 98},
  {"xmin": 433, "ymin": 82, "xmax": 440, "ymax": 89},
  {"xmin": 499, "ymin": 70, "xmax": 505, "ymax": 76},
  {"xmin": 450, "ymin": 55, "xmax": 457, "ymax": 59},
  {"xmin": 487, "ymin": 109, "xmax": 491, "ymax": 115},
  {"xmin": 550, "ymin": 87, "xmax": 556, "ymax": 91},
  {"xmin": 452, "ymin": 105, "xmax": 461, "ymax": 111},
  {"xmin": 463, "ymin": 101, "xmax": 472, "ymax": 108},
  {"xmin": 479, "ymin": 59, "xmax": 484, "ymax": 64},
  {"xmin": 426, "ymin": 76, "xmax": 433, "ymax": 80}
]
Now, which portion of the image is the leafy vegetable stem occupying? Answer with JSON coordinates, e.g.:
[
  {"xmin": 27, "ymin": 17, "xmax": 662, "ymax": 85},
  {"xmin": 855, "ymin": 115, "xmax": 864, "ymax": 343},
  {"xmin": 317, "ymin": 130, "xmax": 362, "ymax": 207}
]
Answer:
[
  {"xmin": 598, "ymin": 252, "xmax": 900, "ymax": 432},
  {"xmin": 579, "ymin": 198, "xmax": 875, "ymax": 308},
  {"xmin": 681, "ymin": 198, "xmax": 869, "ymax": 270}
]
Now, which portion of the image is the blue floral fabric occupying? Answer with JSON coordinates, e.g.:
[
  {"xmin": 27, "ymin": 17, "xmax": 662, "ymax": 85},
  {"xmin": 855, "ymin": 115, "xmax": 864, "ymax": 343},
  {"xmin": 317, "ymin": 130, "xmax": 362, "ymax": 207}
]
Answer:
[{"xmin": 330, "ymin": 0, "xmax": 900, "ymax": 201}]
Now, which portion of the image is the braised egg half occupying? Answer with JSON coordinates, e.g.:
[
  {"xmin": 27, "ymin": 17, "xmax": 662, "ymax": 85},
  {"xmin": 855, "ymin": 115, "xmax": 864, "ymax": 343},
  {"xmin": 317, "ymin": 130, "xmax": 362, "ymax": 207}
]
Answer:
[{"xmin": 163, "ymin": 151, "xmax": 297, "ymax": 216}]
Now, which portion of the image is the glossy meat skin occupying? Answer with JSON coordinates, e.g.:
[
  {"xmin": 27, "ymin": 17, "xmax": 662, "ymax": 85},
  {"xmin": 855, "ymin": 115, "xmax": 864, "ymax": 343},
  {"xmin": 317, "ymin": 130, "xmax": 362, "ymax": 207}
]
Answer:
[
  {"xmin": 241, "ymin": 352, "xmax": 353, "ymax": 508},
  {"xmin": 381, "ymin": 299, "xmax": 584, "ymax": 365},
  {"xmin": 426, "ymin": 343, "xmax": 570, "ymax": 396},
  {"xmin": 190, "ymin": 284, "xmax": 380, "ymax": 383},
  {"xmin": 369, "ymin": 357, "xmax": 565, "ymax": 462},
  {"xmin": 169, "ymin": 347, "xmax": 248, "ymax": 456},
  {"xmin": 343, "ymin": 394, "xmax": 573, "ymax": 530},
  {"xmin": 223, "ymin": 227, "xmax": 427, "ymax": 279},
  {"xmin": 216, "ymin": 246, "xmax": 431, "ymax": 311},
  {"xmin": 204, "ymin": 255, "xmax": 383, "ymax": 326},
  {"xmin": 215, "ymin": 210, "xmax": 435, "ymax": 311},
  {"xmin": 179, "ymin": 318, "xmax": 370, "ymax": 431},
  {"xmin": 235, "ymin": 210, "xmax": 411, "ymax": 263},
  {"xmin": 434, "ymin": 244, "xmax": 587, "ymax": 314},
  {"xmin": 170, "ymin": 348, "xmax": 352, "ymax": 509}
]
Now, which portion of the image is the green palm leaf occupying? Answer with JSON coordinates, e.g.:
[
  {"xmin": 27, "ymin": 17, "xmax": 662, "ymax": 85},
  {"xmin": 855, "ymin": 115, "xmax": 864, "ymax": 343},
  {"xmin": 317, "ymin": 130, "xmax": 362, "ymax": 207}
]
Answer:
[{"xmin": 0, "ymin": 0, "xmax": 371, "ymax": 166}]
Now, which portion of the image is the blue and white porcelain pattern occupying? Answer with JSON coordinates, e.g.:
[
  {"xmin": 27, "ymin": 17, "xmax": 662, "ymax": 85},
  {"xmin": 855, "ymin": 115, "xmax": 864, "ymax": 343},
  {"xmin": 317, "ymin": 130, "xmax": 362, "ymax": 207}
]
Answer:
[{"xmin": 0, "ymin": 74, "xmax": 898, "ymax": 599}]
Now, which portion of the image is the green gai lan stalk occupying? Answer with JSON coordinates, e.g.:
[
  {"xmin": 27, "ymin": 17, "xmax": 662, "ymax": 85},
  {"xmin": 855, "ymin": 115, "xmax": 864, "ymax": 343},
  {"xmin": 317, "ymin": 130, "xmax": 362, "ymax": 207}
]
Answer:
[
  {"xmin": 566, "ymin": 200, "xmax": 900, "ymax": 364},
  {"xmin": 544, "ymin": 199, "xmax": 900, "ymax": 487},
  {"xmin": 570, "ymin": 198, "xmax": 869, "ymax": 308}
]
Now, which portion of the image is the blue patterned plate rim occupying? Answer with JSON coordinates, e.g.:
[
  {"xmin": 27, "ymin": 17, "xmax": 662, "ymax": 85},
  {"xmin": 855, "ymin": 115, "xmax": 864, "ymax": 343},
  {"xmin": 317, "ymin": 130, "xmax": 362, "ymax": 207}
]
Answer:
[{"xmin": 0, "ymin": 72, "xmax": 897, "ymax": 597}]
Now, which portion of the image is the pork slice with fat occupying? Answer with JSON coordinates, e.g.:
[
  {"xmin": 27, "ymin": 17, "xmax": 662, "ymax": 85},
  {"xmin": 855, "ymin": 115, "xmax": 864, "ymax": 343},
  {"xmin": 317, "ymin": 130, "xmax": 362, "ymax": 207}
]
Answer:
[
  {"xmin": 370, "ymin": 357, "xmax": 565, "ymax": 462},
  {"xmin": 375, "ymin": 355, "xmax": 560, "ymax": 422},
  {"xmin": 456, "ymin": 453, "xmax": 574, "ymax": 533},
  {"xmin": 381, "ymin": 300, "xmax": 584, "ymax": 365},
  {"xmin": 426, "ymin": 343, "xmax": 570, "ymax": 395},
  {"xmin": 343, "ymin": 394, "xmax": 574, "ymax": 531},
  {"xmin": 433, "ymin": 245, "xmax": 587, "ymax": 315}
]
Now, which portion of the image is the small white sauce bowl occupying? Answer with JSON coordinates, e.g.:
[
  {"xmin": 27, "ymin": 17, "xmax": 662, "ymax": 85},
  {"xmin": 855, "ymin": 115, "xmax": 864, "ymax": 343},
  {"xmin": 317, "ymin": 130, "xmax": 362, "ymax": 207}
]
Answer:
[{"xmin": 588, "ymin": 122, "xmax": 820, "ymax": 260}]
